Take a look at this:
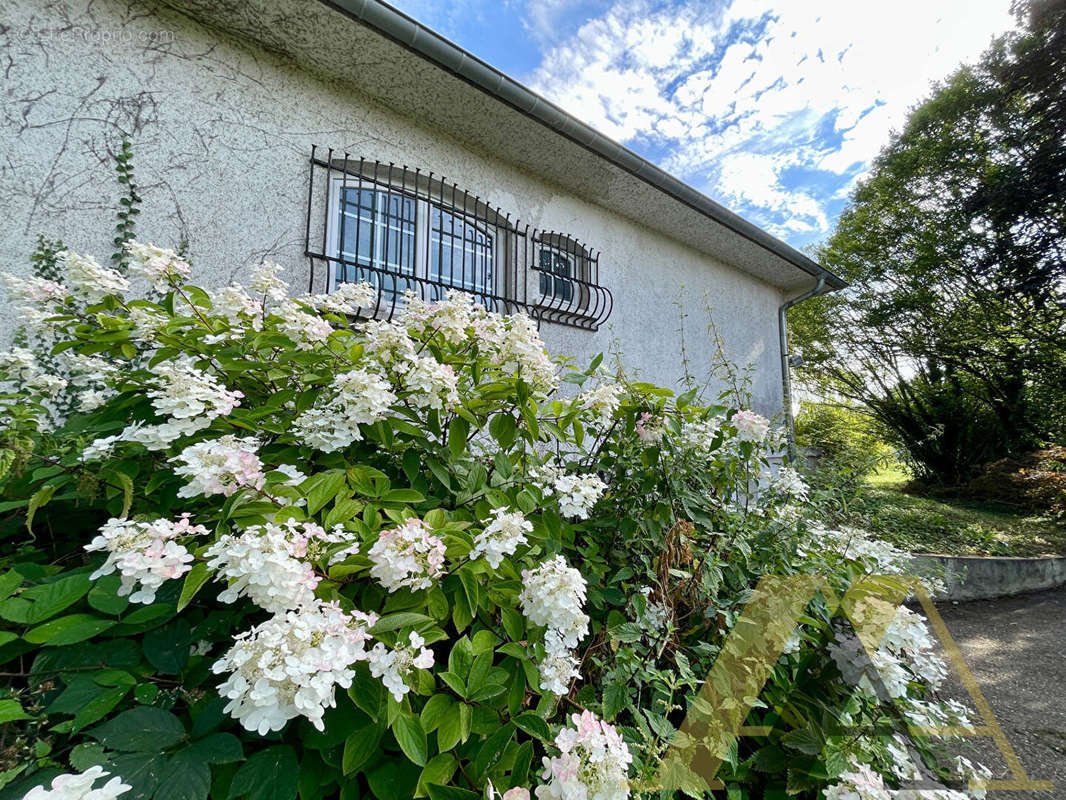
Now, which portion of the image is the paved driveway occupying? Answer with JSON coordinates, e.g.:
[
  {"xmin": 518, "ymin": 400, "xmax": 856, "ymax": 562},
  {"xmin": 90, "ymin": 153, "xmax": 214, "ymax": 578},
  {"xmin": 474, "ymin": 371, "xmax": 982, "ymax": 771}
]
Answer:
[{"xmin": 935, "ymin": 588, "xmax": 1066, "ymax": 799}]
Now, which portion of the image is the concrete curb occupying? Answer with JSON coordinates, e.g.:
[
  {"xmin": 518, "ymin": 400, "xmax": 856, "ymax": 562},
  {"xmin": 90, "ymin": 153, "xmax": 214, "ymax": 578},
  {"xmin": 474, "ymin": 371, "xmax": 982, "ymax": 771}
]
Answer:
[{"xmin": 909, "ymin": 553, "xmax": 1066, "ymax": 601}]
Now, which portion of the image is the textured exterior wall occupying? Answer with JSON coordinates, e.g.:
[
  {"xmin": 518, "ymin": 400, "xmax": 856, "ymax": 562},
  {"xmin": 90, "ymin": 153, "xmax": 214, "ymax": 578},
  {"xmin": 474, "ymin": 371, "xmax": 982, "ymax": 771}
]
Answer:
[{"xmin": 1, "ymin": 0, "xmax": 787, "ymax": 414}]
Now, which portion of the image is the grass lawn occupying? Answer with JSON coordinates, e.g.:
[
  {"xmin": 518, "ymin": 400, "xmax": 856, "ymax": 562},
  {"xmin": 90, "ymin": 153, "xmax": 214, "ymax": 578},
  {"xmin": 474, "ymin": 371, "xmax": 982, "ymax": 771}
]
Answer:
[{"xmin": 843, "ymin": 465, "xmax": 1066, "ymax": 557}]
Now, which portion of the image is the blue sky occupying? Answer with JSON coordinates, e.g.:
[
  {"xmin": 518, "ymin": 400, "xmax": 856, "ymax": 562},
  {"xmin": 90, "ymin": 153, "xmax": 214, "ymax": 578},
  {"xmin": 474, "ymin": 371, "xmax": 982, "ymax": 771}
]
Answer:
[{"xmin": 389, "ymin": 0, "xmax": 1016, "ymax": 251}]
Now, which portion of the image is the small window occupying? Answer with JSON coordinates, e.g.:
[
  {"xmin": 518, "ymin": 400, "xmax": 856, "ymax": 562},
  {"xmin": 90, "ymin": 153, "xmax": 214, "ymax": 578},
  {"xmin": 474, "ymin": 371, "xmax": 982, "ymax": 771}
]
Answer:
[{"xmin": 536, "ymin": 234, "xmax": 592, "ymax": 311}]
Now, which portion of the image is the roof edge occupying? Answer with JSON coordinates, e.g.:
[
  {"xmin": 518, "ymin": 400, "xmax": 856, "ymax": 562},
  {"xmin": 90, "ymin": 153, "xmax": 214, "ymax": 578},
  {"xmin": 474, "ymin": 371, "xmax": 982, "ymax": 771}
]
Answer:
[{"xmin": 318, "ymin": 0, "xmax": 846, "ymax": 290}]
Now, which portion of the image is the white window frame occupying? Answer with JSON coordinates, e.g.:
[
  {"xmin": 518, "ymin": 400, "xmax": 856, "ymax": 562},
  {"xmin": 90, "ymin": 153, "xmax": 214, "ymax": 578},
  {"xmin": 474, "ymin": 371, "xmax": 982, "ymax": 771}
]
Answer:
[{"xmin": 326, "ymin": 176, "xmax": 500, "ymax": 297}]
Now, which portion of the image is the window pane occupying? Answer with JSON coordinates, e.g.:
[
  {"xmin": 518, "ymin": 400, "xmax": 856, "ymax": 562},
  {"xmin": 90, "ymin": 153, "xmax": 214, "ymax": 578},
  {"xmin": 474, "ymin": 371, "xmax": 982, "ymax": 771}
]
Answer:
[
  {"xmin": 430, "ymin": 205, "xmax": 493, "ymax": 298},
  {"xmin": 336, "ymin": 186, "xmax": 415, "ymax": 295},
  {"xmin": 539, "ymin": 249, "xmax": 574, "ymax": 301}
]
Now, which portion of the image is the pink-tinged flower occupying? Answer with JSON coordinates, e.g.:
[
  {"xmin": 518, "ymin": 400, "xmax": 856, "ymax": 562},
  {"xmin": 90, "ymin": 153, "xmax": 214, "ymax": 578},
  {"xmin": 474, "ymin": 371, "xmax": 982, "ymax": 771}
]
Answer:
[
  {"xmin": 85, "ymin": 515, "xmax": 208, "ymax": 604},
  {"xmin": 170, "ymin": 435, "xmax": 266, "ymax": 498},
  {"xmin": 367, "ymin": 518, "xmax": 446, "ymax": 592},
  {"xmin": 536, "ymin": 711, "xmax": 632, "ymax": 800},
  {"xmin": 212, "ymin": 601, "xmax": 377, "ymax": 734},
  {"xmin": 635, "ymin": 411, "xmax": 663, "ymax": 444},
  {"xmin": 730, "ymin": 409, "xmax": 770, "ymax": 443}
]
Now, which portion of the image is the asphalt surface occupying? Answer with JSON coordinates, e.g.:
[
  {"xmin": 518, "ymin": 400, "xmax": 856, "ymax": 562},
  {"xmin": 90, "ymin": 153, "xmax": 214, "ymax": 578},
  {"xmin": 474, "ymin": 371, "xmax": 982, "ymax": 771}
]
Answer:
[{"xmin": 934, "ymin": 588, "xmax": 1066, "ymax": 799}]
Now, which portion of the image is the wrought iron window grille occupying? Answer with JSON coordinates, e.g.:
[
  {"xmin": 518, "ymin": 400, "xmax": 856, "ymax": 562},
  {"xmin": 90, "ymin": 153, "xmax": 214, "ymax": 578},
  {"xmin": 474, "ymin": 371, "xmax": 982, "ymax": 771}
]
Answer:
[{"xmin": 304, "ymin": 146, "xmax": 613, "ymax": 330}]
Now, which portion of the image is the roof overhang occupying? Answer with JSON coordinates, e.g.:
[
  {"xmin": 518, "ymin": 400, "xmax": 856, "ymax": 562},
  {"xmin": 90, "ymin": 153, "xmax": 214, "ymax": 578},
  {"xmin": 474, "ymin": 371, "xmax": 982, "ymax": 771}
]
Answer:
[{"xmin": 159, "ymin": 0, "xmax": 846, "ymax": 293}]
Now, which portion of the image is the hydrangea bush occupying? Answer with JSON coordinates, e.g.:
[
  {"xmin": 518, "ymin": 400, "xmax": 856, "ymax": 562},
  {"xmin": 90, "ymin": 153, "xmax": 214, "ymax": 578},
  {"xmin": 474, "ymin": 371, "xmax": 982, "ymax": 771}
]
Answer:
[{"xmin": 0, "ymin": 242, "xmax": 987, "ymax": 800}]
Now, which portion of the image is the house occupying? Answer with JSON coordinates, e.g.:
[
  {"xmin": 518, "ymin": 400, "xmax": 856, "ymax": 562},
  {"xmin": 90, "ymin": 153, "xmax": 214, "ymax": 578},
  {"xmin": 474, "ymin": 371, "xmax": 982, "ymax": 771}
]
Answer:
[{"xmin": 0, "ymin": 0, "xmax": 844, "ymax": 420}]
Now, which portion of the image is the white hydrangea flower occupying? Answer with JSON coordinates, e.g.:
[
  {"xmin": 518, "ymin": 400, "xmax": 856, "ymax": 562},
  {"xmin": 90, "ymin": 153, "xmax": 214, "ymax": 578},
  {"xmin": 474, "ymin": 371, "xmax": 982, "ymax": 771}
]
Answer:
[
  {"xmin": 309, "ymin": 281, "xmax": 377, "ymax": 315},
  {"xmin": 730, "ymin": 409, "xmax": 770, "ymax": 443},
  {"xmin": 954, "ymin": 756, "xmax": 992, "ymax": 800},
  {"xmin": 277, "ymin": 300, "xmax": 334, "ymax": 350},
  {"xmin": 0, "ymin": 347, "xmax": 39, "ymax": 381},
  {"xmin": 170, "ymin": 435, "xmax": 266, "ymax": 498},
  {"xmin": 471, "ymin": 507, "xmax": 532, "ymax": 569},
  {"xmin": 291, "ymin": 367, "xmax": 396, "ymax": 452},
  {"xmin": 577, "ymin": 383, "xmax": 624, "ymax": 426},
  {"xmin": 249, "ymin": 260, "xmax": 289, "ymax": 301},
  {"xmin": 519, "ymin": 556, "xmax": 589, "ymax": 649},
  {"xmin": 367, "ymin": 631, "xmax": 435, "ymax": 701},
  {"xmin": 21, "ymin": 766, "xmax": 131, "ymax": 800},
  {"xmin": 368, "ymin": 518, "xmax": 446, "ymax": 592},
  {"xmin": 535, "ymin": 711, "xmax": 632, "ymax": 800},
  {"xmin": 60, "ymin": 250, "xmax": 129, "ymax": 302},
  {"xmin": 127, "ymin": 305, "xmax": 169, "ymax": 342},
  {"xmin": 823, "ymin": 763, "xmax": 895, "ymax": 800},
  {"xmin": 550, "ymin": 471, "xmax": 607, "ymax": 520},
  {"xmin": 145, "ymin": 355, "xmax": 243, "ymax": 440},
  {"xmin": 85, "ymin": 516, "xmax": 208, "ymax": 604},
  {"xmin": 26, "ymin": 373, "xmax": 67, "ymax": 397},
  {"xmin": 402, "ymin": 354, "xmax": 459, "ymax": 410},
  {"xmin": 537, "ymin": 629, "xmax": 581, "ymax": 695},
  {"xmin": 362, "ymin": 319, "xmax": 417, "ymax": 365},
  {"xmin": 209, "ymin": 285, "xmax": 263, "ymax": 332},
  {"xmin": 480, "ymin": 312, "xmax": 558, "ymax": 392},
  {"xmin": 212, "ymin": 601, "xmax": 377, "ymax": 734},
  {"xmin": 771, "ymin": 466, "xmax": 809, "ymax": 501},
  {"xmin": 1, "ymin": 272, "xmax": 69, "ymax": 305},
  {"xmin": 124, "ymin": 241, "xmax": 192, "ymax": 290},
  {"xmin": 204, "ymin": 521, "xmax": 342, "ymax": 614},
  {"xmin": 398, "ymin": 289, "xmax": 474, "ymax": 345}
]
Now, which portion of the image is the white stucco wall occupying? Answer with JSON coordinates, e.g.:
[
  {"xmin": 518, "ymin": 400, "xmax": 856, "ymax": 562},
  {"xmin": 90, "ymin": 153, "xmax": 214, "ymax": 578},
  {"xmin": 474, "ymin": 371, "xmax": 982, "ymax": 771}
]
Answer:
[{"xmin": 1, "ymin": 0, "xmax": 787, "ymax": 414}]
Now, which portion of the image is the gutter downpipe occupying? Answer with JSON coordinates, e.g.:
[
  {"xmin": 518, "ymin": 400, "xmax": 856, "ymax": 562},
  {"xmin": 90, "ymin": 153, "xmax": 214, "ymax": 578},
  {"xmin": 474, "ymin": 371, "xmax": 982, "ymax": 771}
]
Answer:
[{"xmin": 779, "ymin": 276, "xmax": 827, "ymax": 464}]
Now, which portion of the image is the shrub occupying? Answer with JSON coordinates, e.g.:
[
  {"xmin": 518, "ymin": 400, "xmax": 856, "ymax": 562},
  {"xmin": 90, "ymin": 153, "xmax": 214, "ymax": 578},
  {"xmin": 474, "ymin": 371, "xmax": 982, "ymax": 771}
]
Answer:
[{"xmin": 0, "ymin": 242, "xmax": 990, "ymax": 800}]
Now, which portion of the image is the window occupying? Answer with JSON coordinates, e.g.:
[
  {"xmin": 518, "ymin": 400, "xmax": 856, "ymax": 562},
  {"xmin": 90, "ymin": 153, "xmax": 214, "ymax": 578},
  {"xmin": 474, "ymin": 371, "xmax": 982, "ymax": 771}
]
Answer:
[
  {"xmin": 536, "ymin": 234, "xmax": 592, "ymax": 311},
  {"xmin": 306, "ymin": 150, "xmax": 613, "ymax": 331},
  {"xmin": 328, "ymin": 177, "xmax": 497, "ymax": 300},
  {"xmin": 334, "ymin": 186, "xmax": 417, "ymax": 297}
]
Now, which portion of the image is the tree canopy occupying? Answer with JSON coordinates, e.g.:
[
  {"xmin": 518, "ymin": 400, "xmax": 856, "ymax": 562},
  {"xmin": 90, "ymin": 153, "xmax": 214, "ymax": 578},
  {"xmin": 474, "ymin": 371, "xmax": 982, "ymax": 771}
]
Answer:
[{"xmin": 792, "ymin": 0, "xmax": 1066, "ymax": 484}]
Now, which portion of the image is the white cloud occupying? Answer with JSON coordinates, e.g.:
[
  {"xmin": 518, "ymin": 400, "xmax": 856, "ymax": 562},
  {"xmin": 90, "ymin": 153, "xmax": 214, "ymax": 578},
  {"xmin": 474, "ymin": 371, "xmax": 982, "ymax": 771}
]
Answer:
[{"xmin": 526, "ymin": 0, "xmax": 1016, "ymax": 243}]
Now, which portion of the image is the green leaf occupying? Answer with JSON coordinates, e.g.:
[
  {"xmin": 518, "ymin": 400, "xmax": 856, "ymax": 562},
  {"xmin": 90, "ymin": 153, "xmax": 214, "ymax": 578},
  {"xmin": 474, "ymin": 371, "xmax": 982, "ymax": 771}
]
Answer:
[
  {"xmin": 425, "ymin": 785, "xmax": 479, "ymax": 800},
  {"xmin": 88, "ymin": 575, "xmax": 130, "ymax": 616},
  {"xmin": 177, "ymin": 563, "xmax": 211, "ymax": 612},
  {"xmin": 448, "ymin": 417, "xmax": 470, "ymax": 459},
  {"xmin": 106, "ymin": 752, "xmax": 167, "ymax": 800},
  {"xmin": 72, "ymin": 686, "xmax": 131, "ymax": 730},
  {"xmin": 348, "ymin": 664, "xmax": 385, "ymax": 721},
  {"xmin": 142, "ymin": 619, "xmax": 191, "ymax": 674},
  {"xmin": 154, "ymin": 751, "xmax": 211, "ymax": 800},
  {"xmin": 416, "ymin": 755, "xmax": 457, "ymax": 798},
  {"xmin": 369, "ymin": 612, "xmax": 433, "ymax": 634},
  {"xmin": 342, "ymin": 723, "xmax": 382, "ymax": 775},
  {"xmin": 24, "ymin": 614, "xmax": 115, "ymax": 646},
  {"xmin": 419, "ymin": 694, "xmax": 455, "ymax": 733},
  {"xmin": 304, "ymin": 471, "xmax": 347, "ymax": 516},
  {"xmin": 780, "ymin": 728, "xmax": 822, "ymax": 755},
  {"xmin": 488, "ymin": 414, "xmax": 517, "ymax": 449},
  {"xmin": 19, "ymin": 573, "xmax": 91, "ymax": 624},
  {"xmin": 393, "ymin": 713, "xmax": 428, "ymax": 766},
  {"xmin": 436, "ymin": 702, "xmax": 463, "ymax": 752},
  {"xmin": 0, "ymin": 570, "xmax": 22, "ymax": 601},
  {"xmin": 89, "ymin": 707, "xmax": 186, "ymax": 752},
  {"xmin": 382, "ymin": 489, "xmax": 425, "ymax": 504},
  {"xmin": 513, "ymin": 712, "xmax": 550, "ymax": 742},
  {"xmin": 228, "ymin": 746, "xmax": 299, "ymax": 800},
  {"xmin": 0, "ymin": 699, "xmax": 31, "ymax": 724},
  {"xmin": 26, "ymin": 484, "xmax": 57, "ymax": 533},
  {"xmin": 500, "ymin": 608, "xmax": 524, "ymax": 642},
  {"xmin": 183, "ymin": 733, "xmax": 244, "ymax": 763},
  {"xmin": 602, "ymin": 683, "xmax": 627, "ymax": 721}
]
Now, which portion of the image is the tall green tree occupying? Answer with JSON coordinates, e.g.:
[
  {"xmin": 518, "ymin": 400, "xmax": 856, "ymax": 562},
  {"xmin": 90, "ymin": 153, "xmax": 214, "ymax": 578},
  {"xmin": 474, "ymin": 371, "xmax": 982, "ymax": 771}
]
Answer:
[{"xmin": 792, "ymin": 0, "xmax": 1066, "ymax": 484}]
